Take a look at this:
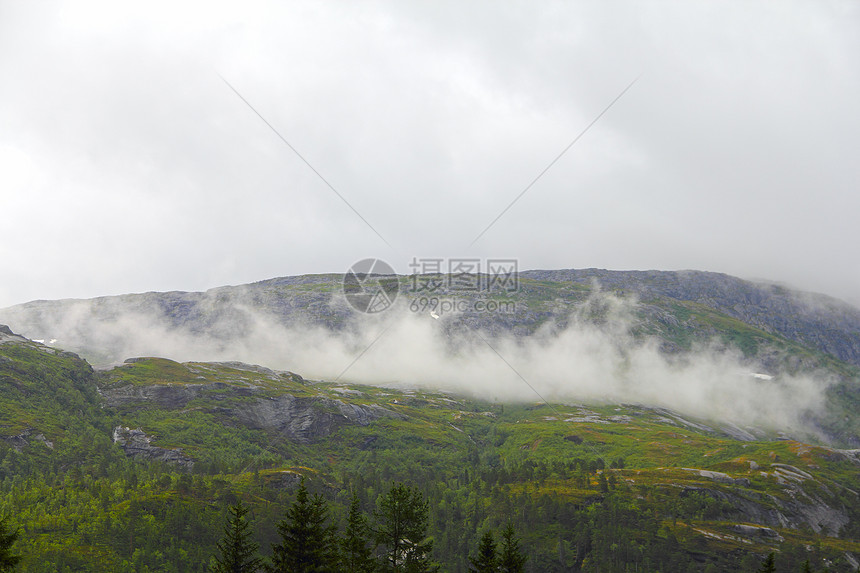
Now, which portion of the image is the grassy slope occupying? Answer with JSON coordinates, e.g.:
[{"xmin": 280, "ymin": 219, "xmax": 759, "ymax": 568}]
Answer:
[
  {"xmin": 3, "ymin": 337, "xmax": 860, "ymax": 571},
  {"xmin": 99, "ymin": 358, "xmax": 860, "ymax": 568}
]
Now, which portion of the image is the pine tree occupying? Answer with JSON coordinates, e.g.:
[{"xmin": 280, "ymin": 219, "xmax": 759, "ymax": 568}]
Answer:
[
  {"xmin": 757, "ymin": 552, "xmax": 776, "ymax": 573},
  {"xmin": 374, "ymin": 482, "xmax": 437, "ymax": 572},
  {"xmin": 0, "ymin": 517, "xmax": 21, "ymax": 572},
  {"xmin": 341, "ymin": 493, "xmax": 375, "ymax": 573},
  {"xmin": 267, "ymin": 478, "xmax": 338, "ymax": 573},
  {"xmin": 211, "ymin": 500, "xmax": 262, "ymax": 573},
  {"xmin": 800, "ymin": 560, "xmax": 812, "ymax": 573},
  {"xmin": 498, "ymin": 523, "xmax": 526, "ymax": 573},
  {"xmin": 598, "ymin": 472, "xmax": 609, "ymax": 494},
  {"xmin": 469, "ymin": 530, "xmax": 498, "ymax": 572}
]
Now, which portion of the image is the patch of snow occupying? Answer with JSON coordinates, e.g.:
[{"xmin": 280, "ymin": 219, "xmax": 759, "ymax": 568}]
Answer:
[{"xmin": 750, "ymin": 372, "xmax": 774, "ymax": 380}]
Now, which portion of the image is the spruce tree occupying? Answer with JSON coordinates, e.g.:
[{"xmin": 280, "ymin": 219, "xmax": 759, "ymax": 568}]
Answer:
[
  {"xmin": 374, "ymin": 482, "xmax": 437, "ymax": 572},
  {"xmin": 211, "ymin": 500, "xmax": 262, "ymax": 573},
  {"xmin": 0, "ymin": 517, "xmax": 21, "ymax": 572},
  {"xmin": 498, "ymin": 523, "xmax": 526, "ymax": 573},
  {"xmin": 800, "ymin": 560, "xmax": 812, "ymax": 573},
  {"xmin": 469, "ymin": 530, "xmax": 498, "ymax": 573},
  {"xmin": 267, "ymin": 478, "xmax": 337, "ymax": 573},
  {"xmin": 341, "ymin": 493, "xmax": 375, "ymax": 573},
  {"xmin": 598, "ymin": 472, "xmax": 609, "ymax": 494},
  {"xmin": 757, "ymin": 552, "xmax": 776, "ymax": 573}
]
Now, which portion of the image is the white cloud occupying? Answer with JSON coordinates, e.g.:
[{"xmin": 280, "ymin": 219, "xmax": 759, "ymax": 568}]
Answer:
[{"xmin": 0, "ymin": 289, "xmax": 834, "ymax": 437}]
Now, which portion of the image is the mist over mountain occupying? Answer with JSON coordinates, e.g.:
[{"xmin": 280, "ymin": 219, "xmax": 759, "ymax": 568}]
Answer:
[
  {"xmin": 3, "ymin": 2, "xmax": 858, "ymax": 569},
  {"xmin": 1, "ymin": 269, "xmax": 858, "ymax": 447},
  {"xmin": 521, "ymin": 269, "xmax": 860, "ymax": 368}
]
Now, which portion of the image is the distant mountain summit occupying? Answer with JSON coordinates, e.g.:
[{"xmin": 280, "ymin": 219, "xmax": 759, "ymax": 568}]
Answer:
[{"xmin": 3, "ymin": 268, "xmax": 859, "ymax": 366}]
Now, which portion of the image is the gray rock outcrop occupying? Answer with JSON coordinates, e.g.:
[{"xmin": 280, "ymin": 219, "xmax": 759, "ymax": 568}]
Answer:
[
  {"xmin": 234, "ymin": 395, "xmax": 404, "ymax": 443},
  {"xmin": 681, "ymin": 482, "xmax": 849, "ymax": 536},
  {"xmin": 112, "ymin": 426, "xmax": 194, "ymax": 469}
]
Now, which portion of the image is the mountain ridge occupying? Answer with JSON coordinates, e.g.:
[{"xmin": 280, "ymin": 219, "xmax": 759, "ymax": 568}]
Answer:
[
  {"xmin": 2, "ymin": 267, "xmax": 860, "ymax": 368},
  {"xmin": 2, "ymin": 268, "xmax": 859, "ymax": 448}
]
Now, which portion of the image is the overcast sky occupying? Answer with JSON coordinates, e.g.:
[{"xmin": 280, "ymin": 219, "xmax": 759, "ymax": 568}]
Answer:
[{"xmin": 1, "ymin": 1, "xmax": 858, "ymax": 309}]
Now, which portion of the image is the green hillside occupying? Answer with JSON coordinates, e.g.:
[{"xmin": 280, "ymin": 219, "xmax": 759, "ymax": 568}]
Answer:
[{"xmin": 2, "ymin": 329, "xmax": 859, "ymax": 572}]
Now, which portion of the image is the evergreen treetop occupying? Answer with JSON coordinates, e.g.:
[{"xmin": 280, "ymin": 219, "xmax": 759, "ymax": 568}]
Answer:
[
  {"xmin": 469, "ymin": 530, "xmax": 498, "ymax": 573},
  {"xmin": 0, "ymin": 517, "xmax": 21, "ymax": 573},
  {"xmin": 341, "ymin": 493, "xmax": 376, "ymax": 573},
  {"xmin": 757, "ymin": 552, "xmax": 776, "ymax": 573},
  {"xmin": 210, "ymin": 500, "xmax": 262, "ymax": 573},
  {"xmin": 266, "ymin": 478, "xmax": 338, "ymax": 573},
  {"xmin": 498, "ymin": 523, "xmax": 527, "ymax": 573}
]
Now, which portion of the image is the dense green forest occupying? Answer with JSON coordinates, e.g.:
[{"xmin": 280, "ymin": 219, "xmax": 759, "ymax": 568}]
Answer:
[{"xmin": 1, "ymin": 332, "xmax": 859, "ymax": 571}]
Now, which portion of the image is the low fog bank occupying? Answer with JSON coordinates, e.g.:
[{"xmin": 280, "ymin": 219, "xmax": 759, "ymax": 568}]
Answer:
[{"xmin": 0, "ymin": 292, "xmax": 834, "ymax": 438}]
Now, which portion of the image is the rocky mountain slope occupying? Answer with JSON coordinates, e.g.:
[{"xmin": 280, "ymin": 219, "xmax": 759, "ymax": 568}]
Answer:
[
  {"xmin": 2, "ymin": 269, "xmax": 859, "ymax": 448},
  {"xmin": 521, "ymin": 269, "xmax": 860, "ymax": 368}
]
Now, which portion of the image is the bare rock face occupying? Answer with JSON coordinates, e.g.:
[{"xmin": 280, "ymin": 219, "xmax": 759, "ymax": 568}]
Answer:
[
  {"xmin": 112, "ymin": 426, "xmax": 194, "ymax": 470},
  {"xmin": 207, "ymin": 361, "xmax": 305, "ymax": 384},
  {"xmin": 684, "ymin": 468, "xmax": 752, "ymax": 487},
  {"xmin": 0, "ymin": 428, "xmax": 52, "ymax": 452},
  {"xmin": 269, "ymin": 470, "xmax": 303, "ymax": 490},
  {"xmin": 234, "ymin": 396, "xmax": 404, "ymax": 443},
  {"xmin": 731, "ymin": 524, "xmax": 784, "ymax": 542},
  {"xmin": 101, "ymin": 384, "xmax": 205, "ymax": 409},
  {"xmin": 0, "ymin": 324, "xmax": 30, "ymax": 345},
  {"xmin": 681, "ymin": 481, "xmax": 850, "ymax": 536}
]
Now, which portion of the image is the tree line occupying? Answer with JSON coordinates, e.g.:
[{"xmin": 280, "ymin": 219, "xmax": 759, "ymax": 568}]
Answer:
[{"xmin": 210, "ymin": 479, "xmax": 527, "ymax": 573}]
